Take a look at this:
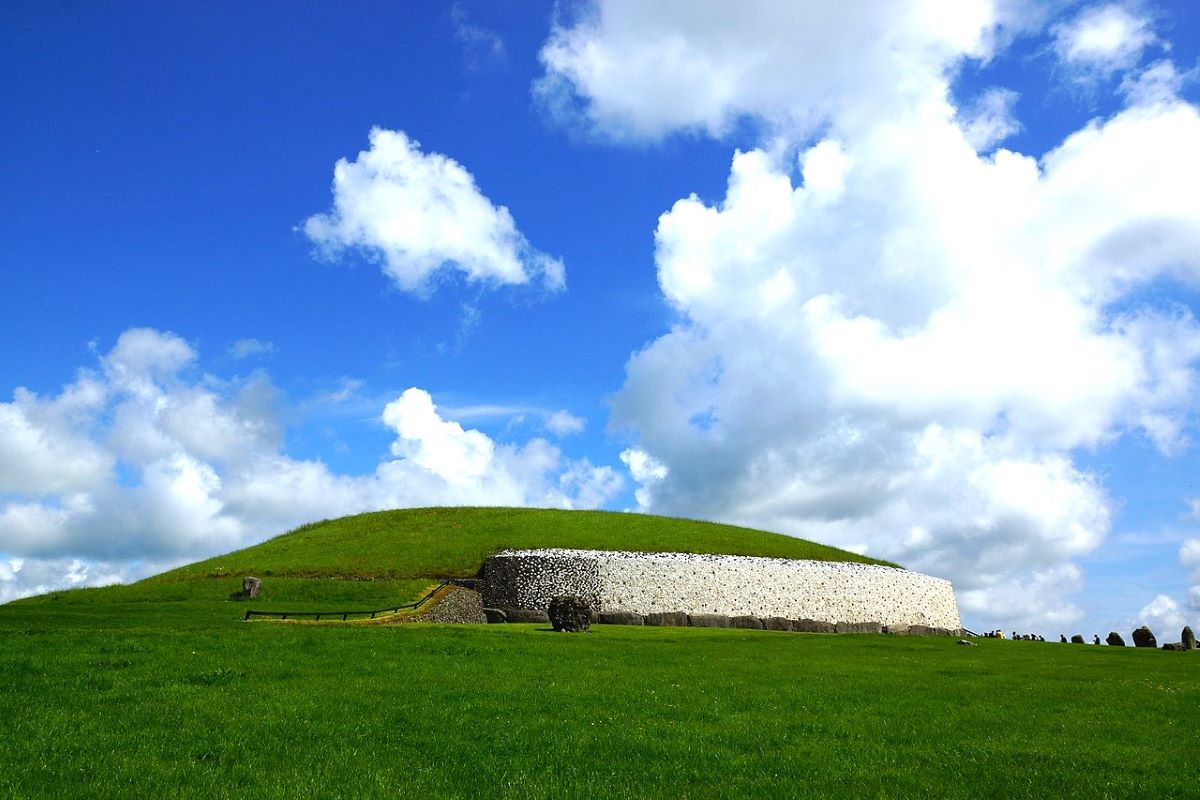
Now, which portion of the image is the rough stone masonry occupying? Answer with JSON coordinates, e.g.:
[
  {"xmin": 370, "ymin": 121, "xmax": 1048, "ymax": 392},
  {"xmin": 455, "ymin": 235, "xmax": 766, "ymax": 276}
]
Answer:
[{"xmin": 482, "ymin": 549, "xmax": 961, "ymax": 630}]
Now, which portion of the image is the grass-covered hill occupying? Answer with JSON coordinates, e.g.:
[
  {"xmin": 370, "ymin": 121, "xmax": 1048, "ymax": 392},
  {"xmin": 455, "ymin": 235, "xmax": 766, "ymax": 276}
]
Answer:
[
  {"xmin": 15, "ymin": 507, "xmax": 893, "ymax": 613},
  {"xmin": 159, "ymin": 506, "xmax": 894, "ymax": 582}
]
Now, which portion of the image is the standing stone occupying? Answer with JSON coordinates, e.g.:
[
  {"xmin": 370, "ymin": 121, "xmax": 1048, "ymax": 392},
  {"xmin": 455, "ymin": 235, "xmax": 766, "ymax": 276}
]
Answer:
[
  {"xmin": 548, "ymin": 596, "xmax": 591, "ymax": 633},
  {"xmin": 242, "ymin": 577, "xmax": 261, "ymax": 598},
  {"xmin": 1182, "ymin": 626, "xmax": 1196, "ymax": 650},
  {"xmin": 1070, "ymin": 634, "xmax": 1085, "ymax": 644},
  {"xmin": 1106, "ymin": 632, "xmax": 1125, "ymax": 647},
  {"xmin": 1132, "ymin": 626, "xmax": 1157, "ymax": 648}
]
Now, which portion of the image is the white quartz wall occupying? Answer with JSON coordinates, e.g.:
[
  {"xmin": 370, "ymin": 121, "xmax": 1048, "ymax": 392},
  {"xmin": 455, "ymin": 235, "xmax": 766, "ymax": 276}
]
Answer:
[{"xmin": 482, "ymin": 549, "xmax": 961, "ymax": 630}]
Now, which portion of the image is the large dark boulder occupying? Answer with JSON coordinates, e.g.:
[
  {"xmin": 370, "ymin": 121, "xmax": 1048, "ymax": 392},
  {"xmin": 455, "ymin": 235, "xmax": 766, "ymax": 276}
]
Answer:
[
  {"xmin": 1070, "ymin": 634, "xmax": 1085, "ymax": 644},
  {"xmin": 1162, "ymin": 642, "xmax": 1187, "ymax": 651},
  {"xmin": 836, "ymin": 621, "xmax": 883, "ymax": 634},
  {"xmin": 1182, "ymin": 626, "xmax": 1196, "ymax": 650},
  {"xmin": 688, "ymin": 613, "xmax": 731, "ymax": 628},
  {"xmin": 548, "ymin": 596, "xmax": 591, "ymax": 633},
  {"xmin": 645, "ymin": 611, "xmax": 689, "ymax": 627},
  {"xmin": 483, "ymin": 607, "xmax": 507, "ymax": 624},
  {"xmin": 1106, "ymin": 632, "xmax": 1125, "ymax": 647},
  {"xmin": 731, "ymin": 615, "xmax": 764, "ymax": 630},
  {"xmin": 794, "ymin": 619, "xmax": 836, "ymax": 634},
  {"xmin": 763, "ymin": 617, "xmax": 794, "ymax": 632},
  {"xmin": 598, "ymin": 611, "xmax": 644, "ymax": 626},
  {"xmin": 1132, "ymin": 626, "xmax": 1157, "ymax": 648}
]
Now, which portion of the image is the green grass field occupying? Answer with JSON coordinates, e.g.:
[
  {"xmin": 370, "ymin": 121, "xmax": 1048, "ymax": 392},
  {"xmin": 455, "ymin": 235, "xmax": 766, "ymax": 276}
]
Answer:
[{"xmin": 2, "ymin": 508, "xmax": 1196, "ymax": 798}]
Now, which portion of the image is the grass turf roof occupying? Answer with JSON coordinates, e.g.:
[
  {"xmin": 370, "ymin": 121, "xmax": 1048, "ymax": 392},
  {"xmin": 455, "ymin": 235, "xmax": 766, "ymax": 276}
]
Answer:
[{"xmin": 153, "ymin": 506, "xmax": 896, "ymax": 584}]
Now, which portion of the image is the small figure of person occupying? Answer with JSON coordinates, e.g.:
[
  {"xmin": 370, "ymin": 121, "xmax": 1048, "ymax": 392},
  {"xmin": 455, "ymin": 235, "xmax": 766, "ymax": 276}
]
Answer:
[{"xmin": 1060, "ymin": 634, "xmax": 1067, "ymax": 643}]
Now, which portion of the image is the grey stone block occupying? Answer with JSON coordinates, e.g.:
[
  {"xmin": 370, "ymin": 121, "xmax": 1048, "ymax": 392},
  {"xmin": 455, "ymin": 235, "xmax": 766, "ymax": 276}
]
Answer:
[
  {"xmin": 907, "ymin": 624, "xmax": 954, "ymax": 637},
  {"xmin": 763, "ymin": 617, "xmax": 794, "ymax": 631},
  {"xmin": 503, "ymin": 608, "xmax": 550, "ymax": 624},
  {"xmin": 483, "ymin": 607, "xmax": 507, "ymax": 624},
  {"xmin": 645, "ymin": 611, "xmax": 689, "ymax": 627},
  {"xmin": 688, "ymin": 613, "xmax": 731, "ymax": 628},
  {"xmin": 1133, "ymin": 626, "xmax": 1157, "ymax": 648},
  {"xmin": 731, "ymin": 615, "xmax": 764, "ymax": 629},
  {"xmin": 598, "ymin": 611, "xmax": 644, "ymax": 626},
  {"xmin": 1106, "ymin": 631, "xmax": 1125, "ymax": 646},
  {"xmin": 835, "ymin": 621, "xmax": 882, "ymax": 634},
  {"xmin": 794, "ymin": 619, "xmax": 836, "ymax": 634}
]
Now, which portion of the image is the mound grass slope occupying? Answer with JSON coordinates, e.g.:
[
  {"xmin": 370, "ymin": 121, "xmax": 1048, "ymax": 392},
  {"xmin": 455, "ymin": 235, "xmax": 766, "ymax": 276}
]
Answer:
[{"xmin": 155, "ymin": 506, "xmax": 895, "ymax": 584}]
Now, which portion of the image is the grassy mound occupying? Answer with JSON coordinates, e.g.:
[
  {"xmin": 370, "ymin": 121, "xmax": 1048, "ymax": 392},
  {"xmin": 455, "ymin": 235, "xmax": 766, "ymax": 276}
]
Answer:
[
  {"xmin": 11, "ymin": 507, "xmax": 890, "ymax": 614},
  {"xmin": 155, "ymin": 506, "xmax": 893, "ymax": 583}
]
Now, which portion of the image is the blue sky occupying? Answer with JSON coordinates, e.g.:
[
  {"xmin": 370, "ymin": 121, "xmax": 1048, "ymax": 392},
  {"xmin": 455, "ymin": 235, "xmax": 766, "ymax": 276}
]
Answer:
[{"xmin": 3, "ymin": 1, "xmax": 1200, "ymax": 638}]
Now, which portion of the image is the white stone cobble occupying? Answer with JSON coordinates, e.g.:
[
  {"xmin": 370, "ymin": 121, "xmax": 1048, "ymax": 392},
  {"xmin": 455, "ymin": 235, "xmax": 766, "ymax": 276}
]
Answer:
[{"xmin": 482, "ymin": 549, "xmax": 961, "ymax": 630}]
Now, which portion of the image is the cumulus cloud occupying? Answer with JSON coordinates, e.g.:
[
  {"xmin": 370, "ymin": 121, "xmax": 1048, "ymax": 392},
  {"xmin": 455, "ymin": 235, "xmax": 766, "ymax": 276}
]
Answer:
[
  {"xmin": 1052, "ymin": 4, "xmax": 1157, "ymax": 77},
  {"xmin": 1137, "ymin": 593, "xmax": 1188, "ymax": 637},
  {"xmin": 619, "ymin": 447, "xmax": 668, "ymax": 512},
  {"xmin": 1182, "ymin": 538, "xmax": 1200, "ymax": 610},
  {"xmin": 0, "ymin": 329, "xmax": 620, "ymax": 601},
  {"xmin": 548, "ymin": 1, "xmax": 1200, "ymax": 630},
  {"xmin": 304, "ymin": 128, "xmax": 565, "ymax": 294},
  {"xmin": 537, "ymin": 0, "xmax": 999, "ymax": 140},
  {"xmin": 958, "ymin": 87, "xmax": 1021, "ymax": 150},
  {"xmin": 545, "ymin": 410, "xmax": 586, "ymax": 436}
]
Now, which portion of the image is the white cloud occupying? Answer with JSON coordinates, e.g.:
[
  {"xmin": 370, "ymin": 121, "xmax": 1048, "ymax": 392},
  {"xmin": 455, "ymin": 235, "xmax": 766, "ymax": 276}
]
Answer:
[
  {"xmin": 1121, "ymin": 59, "xmax": 1188, "ymax": 106},
  {"xmin": 619, "ymin": 447, "xmax": 668, "ymax": 512},
  {"xmin": 228, "ymin": 338, "xmax": 276, "ymax": 359},
  {"xmin": 958, "ymin": 87, "xmax": 1021, "ymax": 150},
  {"xmin": 1052, "ymin": 4, "xmax": 1157, "ymax": 77},
  {"xmin": 0, "ymin": 385, "xmax": 112, "ymax": 495},
  {"xmin": 545, "ymin": 2, "xmax": 1200, "ymax": 630},
  {"xmin": 537, "ymin": 0, "xmax": 999, "ymax": 141},
  {"xmin": 0, "ymin": 330, "xmax": 621, "ymax": 601},
  {"xmin": 1137, "ymin": 593, "xmax": 1188, "ymax": 638},
  {"xmin": 1182, "ymin": 537, "xmax": 1200, "ymax": 610},
  {"xmin": 545, "ymin": 410, "xmax": 586, "ymax": 436},
  {"xmin": 304, "ymin": 128, "xmax": 565, "ymax": 295}
]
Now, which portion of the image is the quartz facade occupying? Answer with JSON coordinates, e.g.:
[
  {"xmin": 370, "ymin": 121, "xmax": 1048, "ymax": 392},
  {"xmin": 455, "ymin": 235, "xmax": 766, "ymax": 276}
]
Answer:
[{"xmin": 482, "ymin": 548, "xmax": 961, "ymax": 630}]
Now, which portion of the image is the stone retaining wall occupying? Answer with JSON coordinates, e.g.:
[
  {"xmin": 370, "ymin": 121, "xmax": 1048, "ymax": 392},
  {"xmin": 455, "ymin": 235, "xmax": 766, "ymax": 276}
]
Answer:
[{"xmin": 482, "ymin": 549, "xmax": 961, "ymax": 630}]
